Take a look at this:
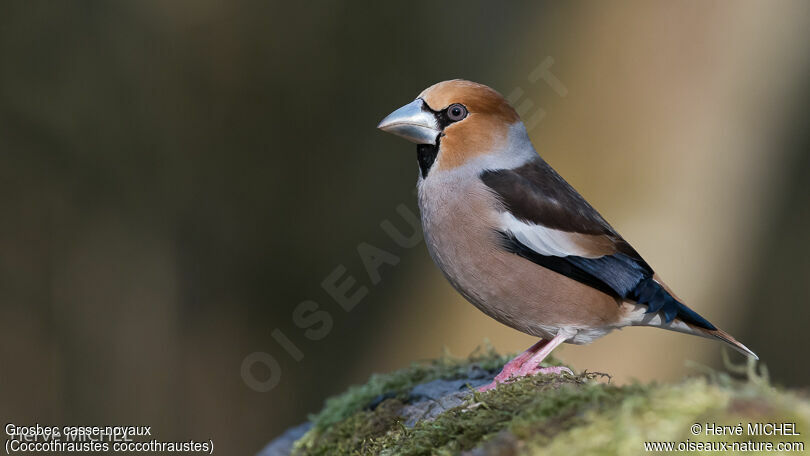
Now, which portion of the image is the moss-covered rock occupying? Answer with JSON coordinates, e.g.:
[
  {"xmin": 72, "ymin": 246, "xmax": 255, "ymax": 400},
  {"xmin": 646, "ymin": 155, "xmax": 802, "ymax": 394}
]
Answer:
[{"xmin": 261, "ymin": 347, "xmax": 809, "ymax": 456}]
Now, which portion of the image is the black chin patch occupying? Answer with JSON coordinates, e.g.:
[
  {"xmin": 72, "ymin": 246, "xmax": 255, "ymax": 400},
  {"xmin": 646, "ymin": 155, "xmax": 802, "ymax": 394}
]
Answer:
[{"xmin": 416, "ymin": 140, "xmax": 439, "ymax": 178}]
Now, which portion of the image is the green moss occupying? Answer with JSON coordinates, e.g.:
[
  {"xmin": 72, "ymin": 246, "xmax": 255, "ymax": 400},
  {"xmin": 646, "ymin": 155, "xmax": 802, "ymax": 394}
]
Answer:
[
  {"xmin": 368, "ymin": 372, "xmax": 632, "ymax": 455},
  {"xmin": 292, "ymin": 349, "xmax": 810, "ymax": 456},
  {"xmin": 301, "ymin": 399, "xmax": 406, "ymax": 455},
  {"xmin": 307, "ymin": 345, "xmax": 512, "ymax": 432},
  {"xmin": 528, "ymin": 376, "xmax": 809, "ymax": 455}
]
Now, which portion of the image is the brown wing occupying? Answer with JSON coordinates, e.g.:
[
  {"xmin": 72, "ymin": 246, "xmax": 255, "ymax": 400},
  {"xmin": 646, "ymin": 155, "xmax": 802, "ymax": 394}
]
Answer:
[{"xmin": 479, "ymin": 157, "xmax": 645, "ymax": 261}]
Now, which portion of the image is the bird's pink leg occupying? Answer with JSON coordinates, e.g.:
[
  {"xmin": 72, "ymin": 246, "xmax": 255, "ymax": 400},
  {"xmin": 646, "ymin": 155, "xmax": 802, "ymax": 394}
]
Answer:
[
  {"xmin": 478, "ymin": 339, "xmax": 548, "ymax": 392},
  {"xmin": 478, "ymin": 333, "xmax": 572, "ymax": 392},
  {"xmin": 516, "ymin": 332, "xmax": 573, "ymax": 377},
  {"xmin": 495, "ymin": 339, "xmax": 549, "ymax": 378}
]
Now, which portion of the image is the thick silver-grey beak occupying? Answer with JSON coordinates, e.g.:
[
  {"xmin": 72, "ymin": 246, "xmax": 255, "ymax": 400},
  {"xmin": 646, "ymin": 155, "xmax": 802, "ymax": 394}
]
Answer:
[{"xmin": 377, "ymin": 99, "xmax": 440, "ymax": 145}]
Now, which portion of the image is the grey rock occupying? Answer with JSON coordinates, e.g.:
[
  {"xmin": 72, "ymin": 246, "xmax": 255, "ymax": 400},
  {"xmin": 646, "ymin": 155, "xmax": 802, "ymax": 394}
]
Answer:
[
  {"xmin": 400, "ymin": 369, "xmax": 496, "ymax": 427},
  {"xmin": 257, "ymin": 422, "xmax": 312, "ymax": 456}
]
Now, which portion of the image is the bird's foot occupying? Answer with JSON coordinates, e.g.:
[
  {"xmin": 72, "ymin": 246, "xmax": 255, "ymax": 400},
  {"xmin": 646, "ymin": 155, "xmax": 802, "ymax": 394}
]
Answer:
[
  {"xmin": 477, "ymin": 365, "xmax": 574, "ymax": 392},
  {"xmin": 476, "ymin": 355, "xmax": 529, "ymax": 392}
]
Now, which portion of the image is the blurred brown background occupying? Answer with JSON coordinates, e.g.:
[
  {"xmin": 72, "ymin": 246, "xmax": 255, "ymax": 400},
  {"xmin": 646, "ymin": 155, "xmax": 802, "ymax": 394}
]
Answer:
[{"xmin": 2, "ymin": 1, "xmax": 810, "ymax": 454}]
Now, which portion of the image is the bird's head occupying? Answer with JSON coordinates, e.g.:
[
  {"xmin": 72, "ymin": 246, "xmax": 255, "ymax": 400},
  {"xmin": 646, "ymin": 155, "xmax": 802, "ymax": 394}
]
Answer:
[{"xmin": 377, "ymin": 80, "xmax": 528, "ymax": 177}]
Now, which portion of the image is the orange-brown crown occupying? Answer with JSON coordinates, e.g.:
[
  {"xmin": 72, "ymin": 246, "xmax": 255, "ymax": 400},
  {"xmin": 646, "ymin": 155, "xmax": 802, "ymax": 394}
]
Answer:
[{"xmin": 419, "ymin": 80, "xmax": 519, "ymax": 123}]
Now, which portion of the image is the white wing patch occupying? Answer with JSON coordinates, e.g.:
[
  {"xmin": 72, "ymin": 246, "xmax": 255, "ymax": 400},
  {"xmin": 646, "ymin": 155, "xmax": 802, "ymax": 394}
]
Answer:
[{"xmin": 499, "ymin": 212, "xmax": 605, "ymax": 259}]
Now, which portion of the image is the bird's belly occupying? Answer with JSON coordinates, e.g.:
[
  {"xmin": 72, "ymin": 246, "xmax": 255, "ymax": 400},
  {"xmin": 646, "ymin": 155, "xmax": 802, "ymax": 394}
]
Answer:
[{"xmin": 418, "ymin": 179, "xmax": 622, "ymax": 343}]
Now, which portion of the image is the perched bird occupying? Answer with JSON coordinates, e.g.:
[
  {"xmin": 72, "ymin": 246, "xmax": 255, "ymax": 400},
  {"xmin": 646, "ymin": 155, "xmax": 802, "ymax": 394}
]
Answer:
[{"xmin": 377, "ymin": 80, "xmax": 757, "ymax": 391}]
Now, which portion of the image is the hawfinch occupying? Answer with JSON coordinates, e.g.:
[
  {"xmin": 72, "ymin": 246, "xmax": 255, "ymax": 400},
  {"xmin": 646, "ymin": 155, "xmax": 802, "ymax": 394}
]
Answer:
[{"xmin": 377, "ymin": 80, "xmax": 757, "ymax": 391}]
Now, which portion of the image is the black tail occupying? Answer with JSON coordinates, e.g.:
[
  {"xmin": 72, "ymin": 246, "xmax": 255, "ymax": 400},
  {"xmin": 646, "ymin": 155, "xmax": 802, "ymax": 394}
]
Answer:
[
  {"xmin": 629, "ymin": 277, "xmax": 757, "ymax": 358},
  {"xmin": 629, "ymin": 277, "xmax": 716, "ymax": 330}
]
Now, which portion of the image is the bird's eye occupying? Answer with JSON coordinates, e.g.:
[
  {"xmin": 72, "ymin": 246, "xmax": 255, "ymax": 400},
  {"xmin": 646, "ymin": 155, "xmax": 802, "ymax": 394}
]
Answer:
[{"xmin": 447, "ymin": 104, "xmax": 467, "ymax": 121}]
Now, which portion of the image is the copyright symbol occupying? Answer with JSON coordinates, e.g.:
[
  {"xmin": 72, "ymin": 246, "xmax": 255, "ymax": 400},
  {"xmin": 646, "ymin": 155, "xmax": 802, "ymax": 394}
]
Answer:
[{"xmin": 691, "ymin": 423, "xmax": 702, "ymax": 435}]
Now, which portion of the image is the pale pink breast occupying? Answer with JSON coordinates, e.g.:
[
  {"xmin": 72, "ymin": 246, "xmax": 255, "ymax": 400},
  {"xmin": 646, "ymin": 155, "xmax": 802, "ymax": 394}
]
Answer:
[{"xmin": 418, "ymin": 174, "xmax": 624, "ymax": 340}]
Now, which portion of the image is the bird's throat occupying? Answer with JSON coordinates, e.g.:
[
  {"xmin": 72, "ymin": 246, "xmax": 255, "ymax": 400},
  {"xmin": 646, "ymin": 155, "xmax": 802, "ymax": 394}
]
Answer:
[{"xmin": 416, "ymin": 142, "xmax": 439, "ymax": 178}]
